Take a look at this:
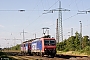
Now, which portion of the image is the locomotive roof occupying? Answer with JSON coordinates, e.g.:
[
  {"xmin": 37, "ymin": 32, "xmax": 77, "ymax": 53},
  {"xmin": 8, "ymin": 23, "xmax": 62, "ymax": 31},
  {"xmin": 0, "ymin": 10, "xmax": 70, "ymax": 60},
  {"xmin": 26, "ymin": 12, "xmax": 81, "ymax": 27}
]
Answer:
[
  {"xmin": 22, "ymin": 35, "xmax": 54, "ymax": 43},
  {"xmin": 41, "ymin": 35, "xmax": 51, "ymax": 38},
  {"xmin": 32, "ymin": 39, "xmax": 41, "ymax": 42},
  {"xmin": 22, "ymin": 38, "xmax": 40, "ymax": 43}
]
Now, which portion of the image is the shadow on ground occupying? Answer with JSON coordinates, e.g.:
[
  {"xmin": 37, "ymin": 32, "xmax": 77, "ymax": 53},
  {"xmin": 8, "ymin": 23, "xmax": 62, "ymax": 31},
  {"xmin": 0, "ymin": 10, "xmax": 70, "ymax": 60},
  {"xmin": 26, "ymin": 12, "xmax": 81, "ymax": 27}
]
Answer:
[
  {"xmin": 56, "ymin": 54, "xmax": 88, "ymax": 59},
  {"xmin": 0, "ymin": 52, "xmax": 17, "ymax": 60}
]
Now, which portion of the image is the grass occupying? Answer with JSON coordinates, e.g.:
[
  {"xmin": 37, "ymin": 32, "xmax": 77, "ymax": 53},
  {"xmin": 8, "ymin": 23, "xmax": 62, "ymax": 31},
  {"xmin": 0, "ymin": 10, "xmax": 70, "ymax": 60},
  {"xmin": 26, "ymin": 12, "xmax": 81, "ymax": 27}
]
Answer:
[{"xmin": 57, "ymin": 51, "xmax": 89, "ymax": 56}]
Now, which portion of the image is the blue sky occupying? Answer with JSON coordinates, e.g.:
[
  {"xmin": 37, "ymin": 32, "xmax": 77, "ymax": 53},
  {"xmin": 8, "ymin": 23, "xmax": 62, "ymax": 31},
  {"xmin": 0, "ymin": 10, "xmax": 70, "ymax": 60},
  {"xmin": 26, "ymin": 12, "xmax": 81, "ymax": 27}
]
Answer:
[{"xmin": 0, "ymin": 0, "xmax": 90, "ymax": 48}]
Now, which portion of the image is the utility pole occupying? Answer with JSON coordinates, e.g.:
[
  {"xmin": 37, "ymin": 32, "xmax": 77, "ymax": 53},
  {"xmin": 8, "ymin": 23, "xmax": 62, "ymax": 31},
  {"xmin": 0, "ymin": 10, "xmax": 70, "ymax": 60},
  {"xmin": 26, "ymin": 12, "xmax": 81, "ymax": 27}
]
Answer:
[
  {"xmin": 33, "ymin": 33, "xmax": 36, "ymax": 39},
  {"xmin": 21, "ymin": 29, "xmax": 27, "ymax": 43},
  {"xmin": 71, "ymin": 28, "xmax": 73, "ymax": 36},
  {"xmin": 5, "ymin": 38, "xmax": 22, "ymax": 46},
  {"xmin": 68, "ymin": 32, "xmax": 70, "ymax": 38},
  {"xmin": 79, "ymin": 21, "xmax": 82, "ymax": 50},
  {"xmin": 13, "ymin": 37, "xmax": 16, "ymax": 46},
  {"xmin": 44, "ymin": 0, "xmax": 70, "ymax": 42}
]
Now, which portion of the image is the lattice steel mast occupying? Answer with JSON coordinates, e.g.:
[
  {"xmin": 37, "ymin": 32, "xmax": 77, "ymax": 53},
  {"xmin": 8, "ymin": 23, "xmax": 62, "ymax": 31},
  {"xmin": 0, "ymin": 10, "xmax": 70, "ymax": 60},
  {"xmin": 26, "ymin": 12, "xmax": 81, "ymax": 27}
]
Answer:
[
  {"xmin": 58, "ymin": 1, "xmax": 70, "ymax": 42},
  {"xmin": 58, "ymin": 1, "xmax": 62, "ymax": 42},
  {"xmin": 44, "ymin": 0, "xmax": 70, "ymax": 42},
  {"xmin": 56, "ymin": 19, "xmax": 59, "ymax": 43},
  {"xmin": 21, "ymin": 29, "xmax": 27, "ymax": 43}
]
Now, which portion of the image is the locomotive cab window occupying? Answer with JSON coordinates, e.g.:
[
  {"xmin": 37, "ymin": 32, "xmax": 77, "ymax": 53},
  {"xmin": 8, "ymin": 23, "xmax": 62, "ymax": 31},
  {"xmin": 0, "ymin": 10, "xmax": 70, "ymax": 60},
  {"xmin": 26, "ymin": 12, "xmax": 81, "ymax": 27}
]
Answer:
[
  {"xmin": 44, "ymin": 40, "xmax": 56, "ymax": 45},
  {"xmin": 50, "ymin": 40, "xmax": 56, "ymax": 45},
  {"xmin": 44, "ymin": 40, "xmax": 49, "ymax": 45}
]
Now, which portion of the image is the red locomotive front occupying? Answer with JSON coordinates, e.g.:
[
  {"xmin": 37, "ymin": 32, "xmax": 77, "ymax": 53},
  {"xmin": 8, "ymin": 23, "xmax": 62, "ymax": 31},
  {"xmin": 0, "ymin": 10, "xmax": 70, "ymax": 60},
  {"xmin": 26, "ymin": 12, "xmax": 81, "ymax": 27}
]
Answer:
[{"xmin": 41, "ymin": 38, "xmax": 56, "ymax": 57}]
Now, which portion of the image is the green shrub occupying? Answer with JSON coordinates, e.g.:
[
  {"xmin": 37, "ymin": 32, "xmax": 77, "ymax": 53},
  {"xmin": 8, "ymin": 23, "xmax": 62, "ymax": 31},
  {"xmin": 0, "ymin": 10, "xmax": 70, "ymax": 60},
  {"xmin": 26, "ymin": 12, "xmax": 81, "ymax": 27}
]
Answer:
[
  {"xmin": 63, "ymin": 48, "xmax": 69, "ymax": 52},
  {"xmin": 84, "ymin": 46, "xmax": 90, "ymax": 51},
  {"xmin": 83, "ymin": 46, "xmax": 90, "ymax": 55},
  {"xmin": 79, "ymin": 50, "xmax": 84, "ymax": 53}
]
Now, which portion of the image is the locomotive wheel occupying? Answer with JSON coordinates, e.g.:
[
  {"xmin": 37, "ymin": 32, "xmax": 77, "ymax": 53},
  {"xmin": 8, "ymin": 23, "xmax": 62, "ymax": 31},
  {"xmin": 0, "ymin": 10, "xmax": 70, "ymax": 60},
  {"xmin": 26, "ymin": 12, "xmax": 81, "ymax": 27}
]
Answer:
[
  {"xmin": 40, "ymin": 52, "xmax": 44, "ymax": 57},
  {"xmin": 36, "ymin": 52, "xmax": 39, "ymax": 56},
  {"xmin": 51, "ymin": 55, "xmax": 54, "ymax": 58},
  {"xmin": 29, "ymin": 52, "xmax": 32, "ymax": 56},
  {"xmin": 32, "ymin": 52, "xmax": 35, "ymax": 56}
]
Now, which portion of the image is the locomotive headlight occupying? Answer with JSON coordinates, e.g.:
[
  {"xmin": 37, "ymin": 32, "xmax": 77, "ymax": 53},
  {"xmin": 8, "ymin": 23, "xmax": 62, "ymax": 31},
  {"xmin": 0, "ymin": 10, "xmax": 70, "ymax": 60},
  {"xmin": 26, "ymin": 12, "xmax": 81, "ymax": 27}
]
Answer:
[
  {"xmin": 54, "ymin": 48, "xmax": 56, "ymax": 50},
  {"xmin": 45, "ymin": 48, "xmax": 46, "ymax": 50}
]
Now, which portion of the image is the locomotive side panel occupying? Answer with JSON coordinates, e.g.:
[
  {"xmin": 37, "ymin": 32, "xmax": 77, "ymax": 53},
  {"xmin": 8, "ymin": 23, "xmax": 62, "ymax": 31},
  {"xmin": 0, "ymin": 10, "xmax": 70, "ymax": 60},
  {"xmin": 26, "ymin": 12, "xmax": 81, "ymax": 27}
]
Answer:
[
  {"xmin": 28, "ymin": 42, "xmax": 32, "ymax": 55},
  {"xmin": 31, "ymin": 39, "xmax": 42, "ymax": 52},
  {"xmin": 21, "ymin": 44, "xmax": 24, "ymax": 52},
  {"xmin": 25, "ymin": 43, "xmax": 28, "ymax": 53},
  {"xmin": 37, "ymin": 40, "xmax": 42, "ymax": 51},
  {"xmin": 23, "ymin": 43, "xmax": 26, "ymax": 53}
]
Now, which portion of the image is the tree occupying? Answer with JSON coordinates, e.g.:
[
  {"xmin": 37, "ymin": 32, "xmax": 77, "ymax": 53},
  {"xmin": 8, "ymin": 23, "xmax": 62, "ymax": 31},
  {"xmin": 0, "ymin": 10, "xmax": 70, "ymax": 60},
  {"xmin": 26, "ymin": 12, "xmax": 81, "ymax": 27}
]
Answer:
[
  {"xmin": 74, "ymin": 32, "xmax": 80, "ymax": 50},
  {"xmin": 82, "ymin": 36, "xmax": 89, "ymax": 48},
  {"xmin": 56, "ymin": 31, "xmax": 90, "ymax": 53}
]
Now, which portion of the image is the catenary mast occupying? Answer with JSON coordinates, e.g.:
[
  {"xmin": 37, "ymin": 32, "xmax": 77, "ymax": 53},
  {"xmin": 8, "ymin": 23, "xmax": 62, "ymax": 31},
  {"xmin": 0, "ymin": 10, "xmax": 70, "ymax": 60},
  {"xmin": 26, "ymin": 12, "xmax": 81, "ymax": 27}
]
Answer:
[{"xmin": 44, "ymin": 0, "xmax": 70, "ymax": 43}]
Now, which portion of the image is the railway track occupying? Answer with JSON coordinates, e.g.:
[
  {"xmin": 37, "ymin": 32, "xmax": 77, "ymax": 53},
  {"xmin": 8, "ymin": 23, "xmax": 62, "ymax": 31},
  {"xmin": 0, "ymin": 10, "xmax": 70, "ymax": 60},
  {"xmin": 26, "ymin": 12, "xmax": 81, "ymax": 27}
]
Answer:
[
  {"xmin": 9, "ymin": 55, "xmax": 90, "ymax": 60},
  {"xmin": 2, "ymin": 52, "xmax": 90, "ymax": 60}
]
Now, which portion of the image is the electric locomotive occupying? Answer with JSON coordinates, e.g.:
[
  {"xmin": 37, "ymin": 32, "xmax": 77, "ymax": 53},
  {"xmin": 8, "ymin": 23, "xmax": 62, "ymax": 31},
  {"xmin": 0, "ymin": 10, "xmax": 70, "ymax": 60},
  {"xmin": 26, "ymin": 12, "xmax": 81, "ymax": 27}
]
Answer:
[
  {"xmin": 31, "ymin": 35, "xmax": 56, "ymax": 57},
  {"xmin": 21, "ymin": 35, "xmax": 56, "ymax": 57}
]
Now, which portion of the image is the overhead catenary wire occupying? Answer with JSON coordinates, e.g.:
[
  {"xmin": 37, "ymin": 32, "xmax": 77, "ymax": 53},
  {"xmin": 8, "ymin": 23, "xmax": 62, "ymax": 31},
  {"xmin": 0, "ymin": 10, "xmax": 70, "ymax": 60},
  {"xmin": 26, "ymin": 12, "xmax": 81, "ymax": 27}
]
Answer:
[
  {"xmin": 0, "ymin": 0, "xmax": 45, "ymax": 45},
  {"xmin": 24, "ymin": 0, "xmax": 59, "ymax": 37},
  {"xmin": 68, "ymin": 0, "xmax": 75, "ymax": 7},
  {"xmin": 33, "ymin": 13, "xmax": 78, "ymax": 37},
  {"xmin": 23, "ymin": 0, "xmax": 59, "ymax": 29},
  {"xmin": 30, "ymin": 18, "xmax": 55, "ymax": 39},
  {"xmin": 81, "ymin": 0, "xmax": 84, "ymax": 10},
  {"xmin": 0, "ymin": 8, "xmax": 89, "ymax": 40},
  {"xmin": 1, "ymin": 0, "xmax": 90, "ymax": 47},
  {"xmin": 32, "ymin": 23, "xmax": 55, "ymax": 37},
  {"xmin": 24, "ymin": 7, "xmax": 90, "ymax": 41},
  {"xmin": 18, "ymin": 9, "xmax": 87, "ymax": 37},
  {"xmin": 41, "ymin": 0, "xmax": 44, "ymax": 9},
  {"xmin": 3, "ymin": 0, "xmax": 60, "ymax": 45},
  {"xmin": 26, "ymin": 0, "xmax": 59, "ymax": 35},
  {"xmin": 0, "ymin": 0, "xmax": 59, "ymax": 41},
  {"xmin": 63, "ymin": 14, "xmax": 78, "ymax": 21},
  {"xmin": 0, "ymin": 9, "xmax": 25, "ymax": 12},
  {"xmin": 75, "ymin": 0, "xmax": 79, "ymax": 11}
]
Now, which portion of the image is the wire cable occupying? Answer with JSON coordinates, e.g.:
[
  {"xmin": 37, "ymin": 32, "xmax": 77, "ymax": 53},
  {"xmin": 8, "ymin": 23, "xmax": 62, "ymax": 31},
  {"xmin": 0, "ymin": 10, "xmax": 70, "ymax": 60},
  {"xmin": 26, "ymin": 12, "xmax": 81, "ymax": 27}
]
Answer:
[{"xmin": 23, "ymin": 0, "xmax": 59, "ymax": 30}]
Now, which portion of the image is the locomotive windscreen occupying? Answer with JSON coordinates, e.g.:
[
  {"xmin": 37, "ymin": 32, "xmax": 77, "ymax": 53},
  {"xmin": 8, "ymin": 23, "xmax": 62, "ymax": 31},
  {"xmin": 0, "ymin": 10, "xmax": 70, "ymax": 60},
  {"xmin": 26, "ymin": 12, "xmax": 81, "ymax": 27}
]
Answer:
[
  {"xmin": 44, "ymin": 40, "xmax": 56, "ymax": 45},
  {"xmin": 50, "ymin": 40, "xmax": 56, "ymax": 45}
]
